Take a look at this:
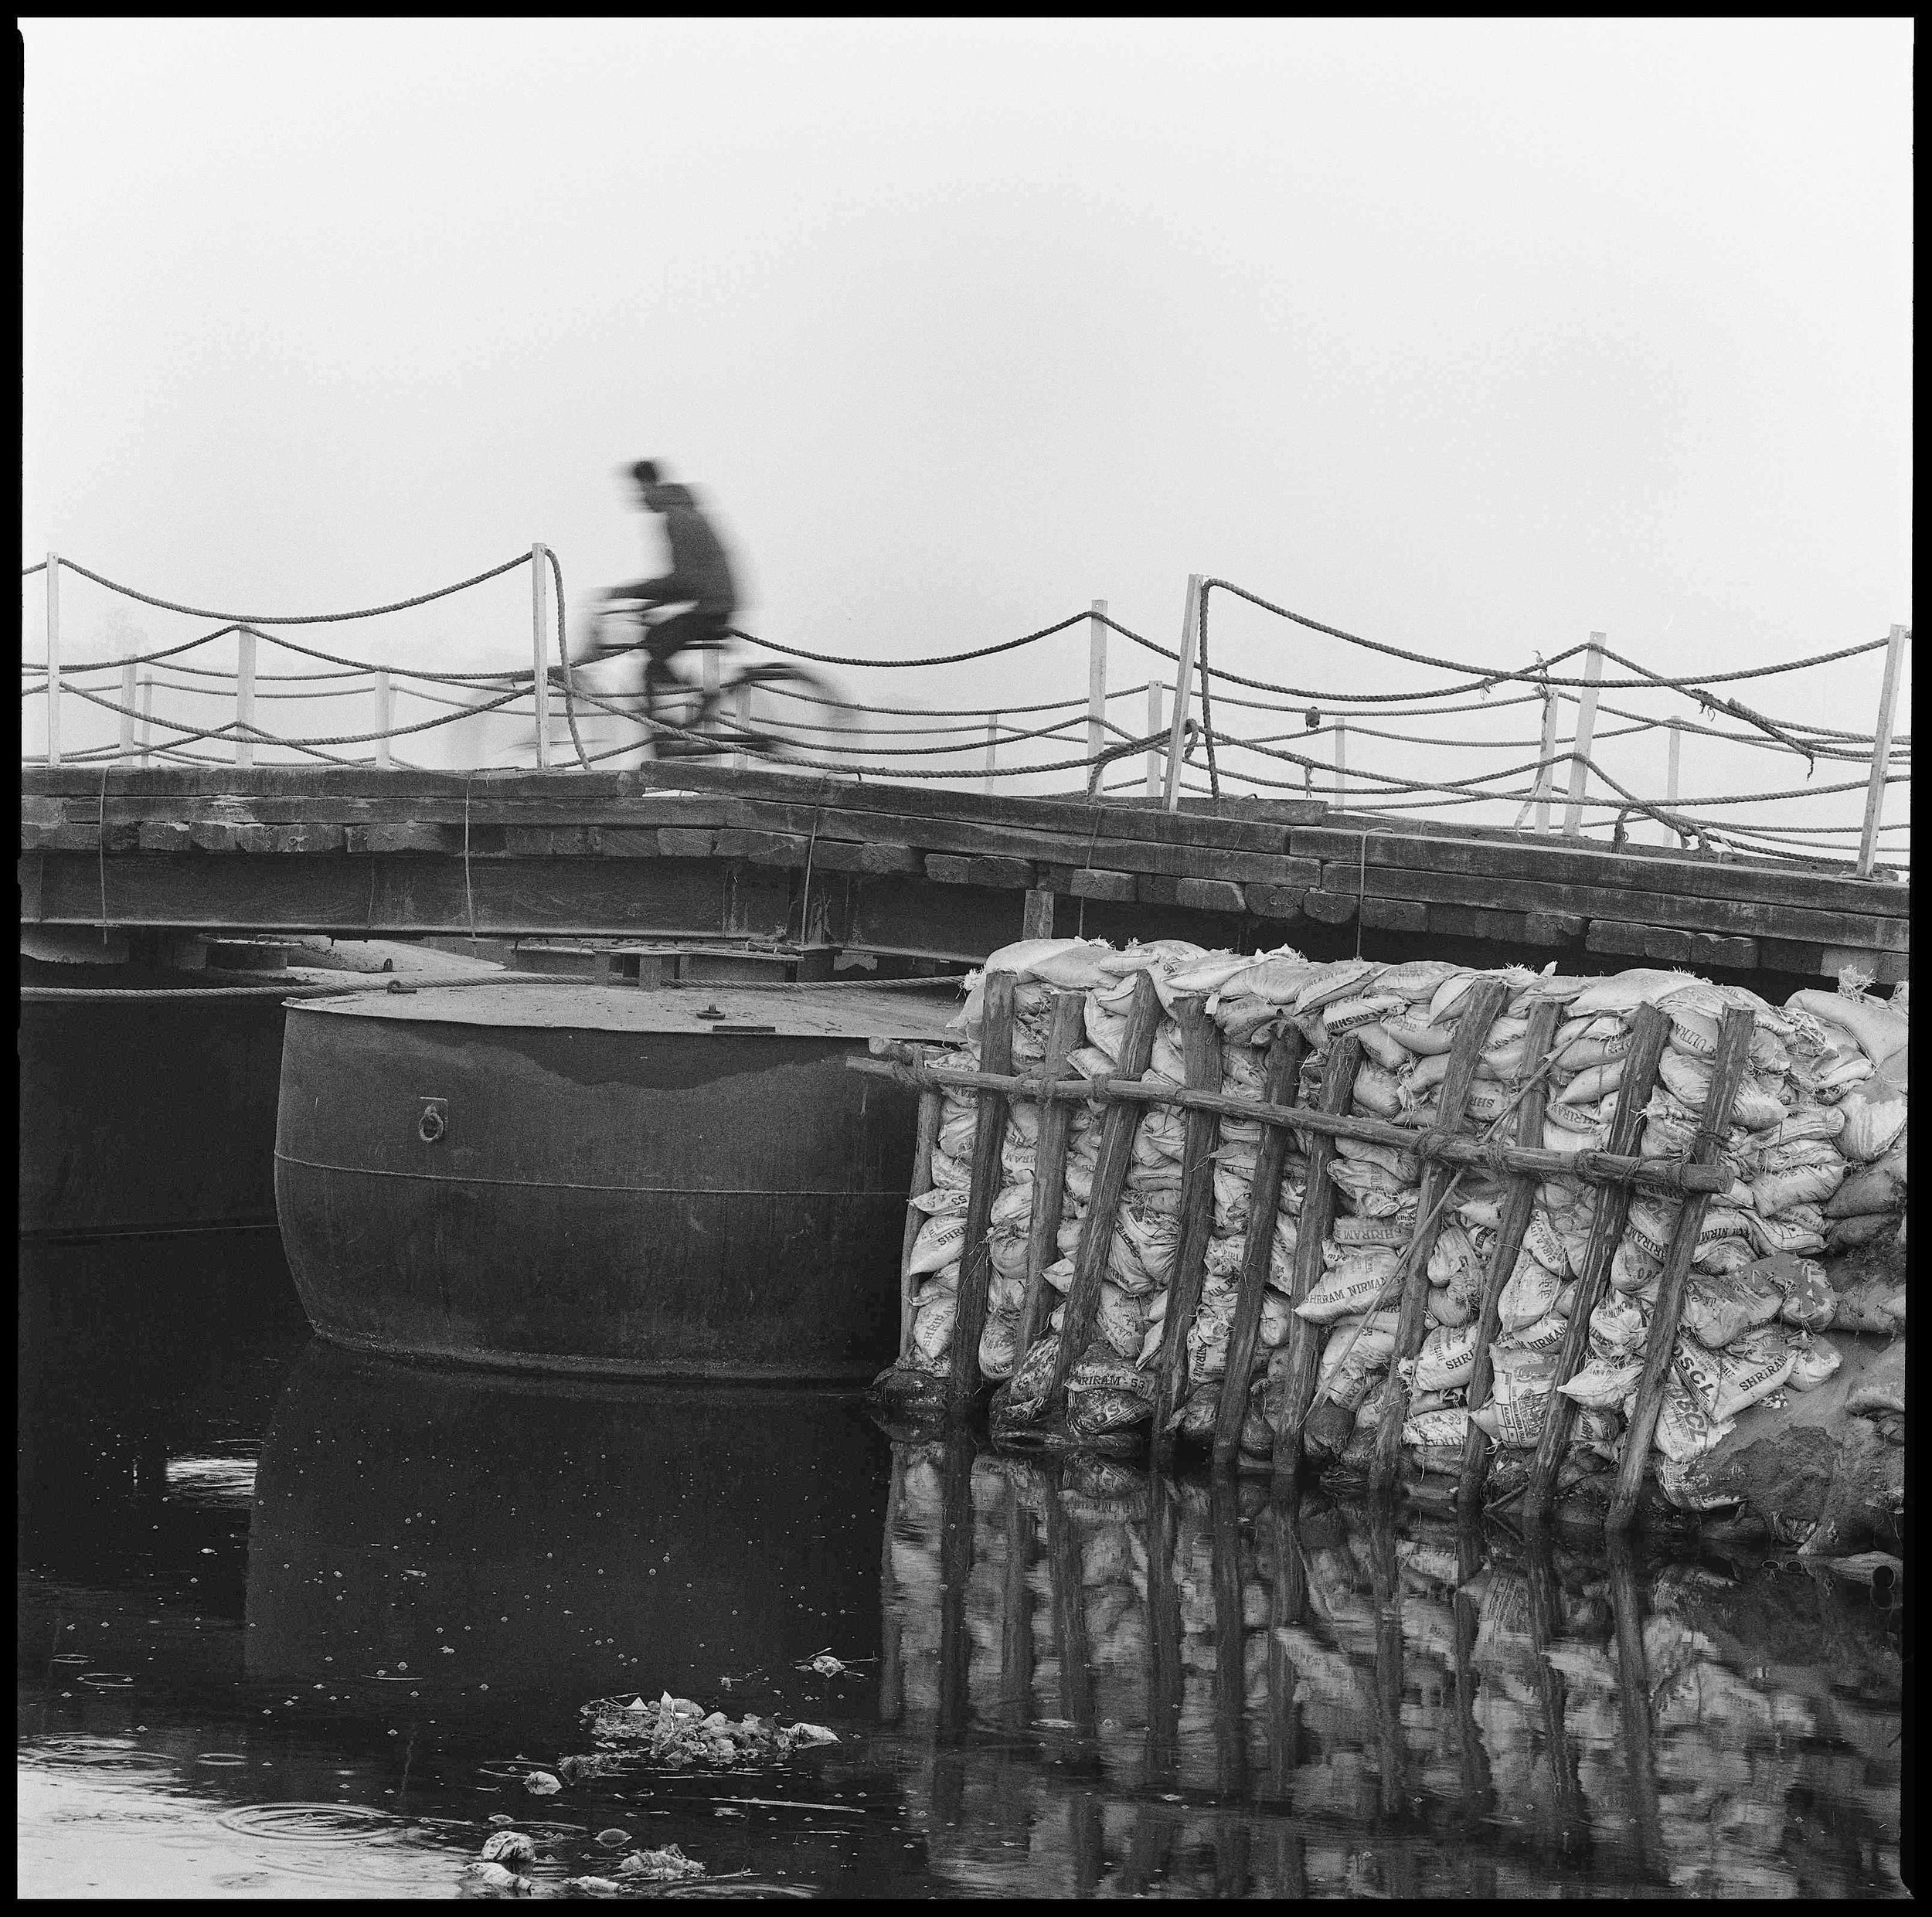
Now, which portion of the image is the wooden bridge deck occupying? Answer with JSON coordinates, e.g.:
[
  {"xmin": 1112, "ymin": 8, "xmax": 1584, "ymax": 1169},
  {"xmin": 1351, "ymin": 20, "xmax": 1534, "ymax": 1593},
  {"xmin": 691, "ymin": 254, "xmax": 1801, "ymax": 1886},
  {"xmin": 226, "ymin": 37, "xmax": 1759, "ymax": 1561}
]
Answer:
[{"xmin": 19, "ymin": 763, "xmax": 1910, "ymax": 987}]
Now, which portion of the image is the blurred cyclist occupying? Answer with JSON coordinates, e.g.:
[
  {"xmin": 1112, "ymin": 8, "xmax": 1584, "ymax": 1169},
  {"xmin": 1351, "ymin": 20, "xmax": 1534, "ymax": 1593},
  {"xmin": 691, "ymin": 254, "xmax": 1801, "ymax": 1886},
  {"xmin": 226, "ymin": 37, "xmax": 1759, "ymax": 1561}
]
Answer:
[{"xmin": 598, "ymin": 459, "xmax": 740, "ymax": 738}]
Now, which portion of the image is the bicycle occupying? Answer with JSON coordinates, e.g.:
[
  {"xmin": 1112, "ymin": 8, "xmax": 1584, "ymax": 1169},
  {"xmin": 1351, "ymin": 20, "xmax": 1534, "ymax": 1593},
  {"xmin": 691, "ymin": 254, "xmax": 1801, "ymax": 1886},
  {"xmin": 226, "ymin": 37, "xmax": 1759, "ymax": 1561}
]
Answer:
[{"xmin": 553, "ymin": 603, "xmax": 850, "ymax": 764}]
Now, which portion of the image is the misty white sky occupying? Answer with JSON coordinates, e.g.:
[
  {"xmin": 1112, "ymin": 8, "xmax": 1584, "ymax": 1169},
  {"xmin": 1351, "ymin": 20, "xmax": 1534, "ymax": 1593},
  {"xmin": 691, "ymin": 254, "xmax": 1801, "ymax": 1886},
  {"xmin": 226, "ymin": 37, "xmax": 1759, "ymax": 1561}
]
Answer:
[{"xmin": 20, "ymin": 19, "xmax": 1911, "ymax": 854}]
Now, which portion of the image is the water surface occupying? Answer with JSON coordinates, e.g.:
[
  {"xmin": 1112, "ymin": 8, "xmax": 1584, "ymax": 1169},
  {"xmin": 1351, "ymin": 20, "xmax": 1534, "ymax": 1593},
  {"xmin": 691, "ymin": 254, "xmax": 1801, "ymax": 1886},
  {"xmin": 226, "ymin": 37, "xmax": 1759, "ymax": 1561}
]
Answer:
[{"xmin": 19, "ymin": 1234, "xmax": 1906, "ymax": 1897}]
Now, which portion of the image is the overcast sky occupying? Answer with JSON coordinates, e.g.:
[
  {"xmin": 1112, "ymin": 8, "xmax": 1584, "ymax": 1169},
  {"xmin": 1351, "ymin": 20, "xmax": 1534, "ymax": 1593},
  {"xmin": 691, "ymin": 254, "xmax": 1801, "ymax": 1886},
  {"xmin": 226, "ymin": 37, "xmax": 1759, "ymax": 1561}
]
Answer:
[{"xmin": 20, "ymin": 19, "xmax": 1911, "ymax": 848}]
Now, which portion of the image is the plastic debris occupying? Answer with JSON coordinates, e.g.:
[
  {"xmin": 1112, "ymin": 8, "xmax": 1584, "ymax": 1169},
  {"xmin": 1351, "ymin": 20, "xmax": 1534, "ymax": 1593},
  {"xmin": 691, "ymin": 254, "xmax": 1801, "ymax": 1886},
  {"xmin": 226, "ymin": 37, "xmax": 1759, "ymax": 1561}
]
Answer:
[
  {"xmin": 616, "ymin": 1844, "xmax": 705, "ymax": 1881},
  {"xmin": 479, "ymin": 1830, "xmax": 536, "ymax": 1865},
  {"xmin": 521, "ymin": 1770, "xmax": 562, "ymax": 1796}
]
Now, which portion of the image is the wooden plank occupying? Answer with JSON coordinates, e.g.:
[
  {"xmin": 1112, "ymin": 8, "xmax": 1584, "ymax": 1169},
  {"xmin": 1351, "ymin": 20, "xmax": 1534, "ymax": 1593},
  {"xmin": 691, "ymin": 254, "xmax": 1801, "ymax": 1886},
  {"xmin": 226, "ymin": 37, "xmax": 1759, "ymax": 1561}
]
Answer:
[
  {"xmin": 1013, "ymin": 994, "xmax": 1087, "ymax": 1361},
  {"xmin": 1070, "ymin": 868, "xmax": 1136, "ymax": 902},
  {"xmin": 897, "ymin": 1079, "xmax": 944, "ymax": 1363},
  {"xmin": 1523, "ymin": 909, "xmax": 1586, "ymax": 945},
  {"xmin": 1212, "ymin": 1025, "xmax": 1306, "ymax": 1470},
  {"xmin": 1427, "ymin": 902, "xmax": 1529, "ymax": 943},
  {"xmin": 1046, "ymin": 970, "xmax": 1162, "ymax": 1416},
  {"xmin": 1301, "ymin": 889, "xmax": 1358, "ymax": 924},
  {"xmin": 1360, "ymin": 896, "xmax": 1427, "ymax": 934},
  {"xmin": 1269, "ymin": 1035, "xmax": 1362, "ymax": 1477},
  {"xmin": 1148, "ymin": 996, "xmax": 1224, "ymax": 1467},
  {"xmin": 1020, "ymin": 887, "xmax": 1056, "ymax": 940},
  {"xmin": 19, "ymin": 851, "xmax": 44, "ymax": 921},
  {"xmin": 1370, "ymin": 977, "xmax": 1509, "ymax": 1495},
  {"xmin": 1519, "ymin": 1003, "xmax": 1672, "ymax": 1523},
  {"xmin": 1290, "ymin": 822, "xmax": 1912, "ymax": 919},
  {"xmin": 1456, "ymin": 998, "xmax": 1563, "ymax": 1514},
  {"xmin": 1245, "ymin": 881, "xmax": 1307, "ymax": 921},
  {"xmin": 1605, "ymin": 1005, "xmax": 1756, "ymax": 1533},
  {"xmin": 947, "ymin": 970, "xmax": 1016, "ymax": 1417},
  {"xmin": 1327, "ymin": 858, "xmax": 1911, "ymax": 954}
]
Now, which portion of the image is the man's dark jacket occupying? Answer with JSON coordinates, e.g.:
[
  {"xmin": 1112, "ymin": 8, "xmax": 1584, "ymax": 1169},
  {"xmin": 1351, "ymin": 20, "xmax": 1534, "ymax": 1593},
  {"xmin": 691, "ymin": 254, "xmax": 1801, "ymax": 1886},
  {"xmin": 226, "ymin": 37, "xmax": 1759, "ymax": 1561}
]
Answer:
[{"xmin": 618, "ymin": 484, "xmax": 736, "ymax": 618}]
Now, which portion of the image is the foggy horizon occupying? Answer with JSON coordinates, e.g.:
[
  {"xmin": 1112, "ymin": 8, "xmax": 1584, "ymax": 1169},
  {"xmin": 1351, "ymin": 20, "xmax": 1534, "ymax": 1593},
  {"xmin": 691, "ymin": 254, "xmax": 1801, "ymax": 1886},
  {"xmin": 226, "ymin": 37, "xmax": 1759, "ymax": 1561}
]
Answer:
[{"xmin": 19, "ymin": 19, "xmax": 1911, "ymax": 847}]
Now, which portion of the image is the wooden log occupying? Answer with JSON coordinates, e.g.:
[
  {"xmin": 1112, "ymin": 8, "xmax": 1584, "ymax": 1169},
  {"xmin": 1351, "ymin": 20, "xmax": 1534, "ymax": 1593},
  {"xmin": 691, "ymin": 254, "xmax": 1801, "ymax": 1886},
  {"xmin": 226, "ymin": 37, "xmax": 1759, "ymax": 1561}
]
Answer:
[
  {"xmin": 847, "ymin": 1051, "xmax": 1734, "ymax": 1195},
  {"xmin": 1526, "ymin": 1540, "xmax": 1590, "ymax": 1858},
  {"xmin": 1141, "ymin": 1475, "xmax": 1184, "ymax": 1783},
  {"xmin": 1270, "ymin": 1035, "xmax": 1362, "ymax": 1478},
  {"xmin": 946, "ymin": 970, "xmax": 1016, "ymax": 1417},
  {"xmin": 1046, "ymin": 1470, "xmax": 1097, "ymax": 1738},
  {"xmin": 1519, "ymin": 1002, "xmax": 1672, "ymax": 1522},
  {"xmin": 935, "ymin": 1435, "xmax": 976, "ymax": 1736},
  {"xmin": 1210, "ymin": 1475, "xmax": 1248, "ymax": 1800},
  {"xmin": 1451, "ymin": 1514, "xmax": 1495, "ymax": 1830},
  {"xmin": 1368, "ymin": 1503, "xmax": 1406, "ymax": 1818},
  {"xmin": 1149, "ymin": 996, "xmax": 1225, "ymax": 1466},
  {"xmin": 1020, "ymin": 885, "xmax": 1056, "ymax": 939},
  {"xmin": 1045, "ymin": 970, "xmax": 1163, "ymax": 1415},
  {"xmin": 999, "ymin": 1491, "xmax": 1036, "ymax": 1734},
  {"xmin": 1212, "ymin": 1025, "xmax": 1306, "ymax": 1470},
  {"xmin": 1606, "ymin": 1005, "xmax": 1757, "ymax": 1534},
  {"xmin": 897, "ymin": 1072, "xmax": 944, "ymax": 1362},
  {"xmin": 1606, "ymin": 1535, "xmax": 1666, "ymax": 1880},
  {"xmin": 1012, "ymin": 993, "xmax": 1088, "ymax": 1361},
  {"xmin": 1456, "ymin": 998, "xmax": 1563, "ymax": 1513},
  {"xmin": 1370, "ymin": 977, "xmax": 1509, "ymax": 1495}
]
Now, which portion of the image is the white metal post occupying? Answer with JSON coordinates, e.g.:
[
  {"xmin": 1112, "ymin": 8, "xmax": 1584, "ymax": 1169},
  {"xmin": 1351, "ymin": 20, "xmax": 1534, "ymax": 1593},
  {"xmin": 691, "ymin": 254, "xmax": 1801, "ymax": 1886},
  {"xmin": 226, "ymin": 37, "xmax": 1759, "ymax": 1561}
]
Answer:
[
  {"xmin": 1856, "ymin": 624, "xmax": 1909, "ymax": 879},
  {"xmin": 139, "ymin": 675, "xmax": 154, "ymax": 766},
  {"xmin": 1665, "ymin": 717, "xmax": 1682, "ymax": 843},
  {"xmin": 1561, "ymin": 634, "xmax": 1605, "ymax": 835},
  {"xmin": 375, "ymin": 669, "xmax": 394, "ymax": 770},
  {"xmin": 531, "ymin": 544, "xmax": 550, "ymax": 770},
  {"xmin": 1533, "ymin": 685, "xmax": 1560, "ymax": 831},
  {"xmin": 120, "ymin": 661, "xmax": 137, "ymax": 759},
  {"xmin": 983, "ymin": 715, "xmax": 998, "ymax": 794},
  {"xmin": 235, "ymin": 628, "xmax": 257, "ymax": 767},
  {"xmin": 733, "ymin": 681, "xmax": 750, "ymax": 770},
  {"xmin": 1087, "ymin": 599, "xmax": 1107, "ymax": 768},
  {"xmin": 1145, "ymin": 681, "xmax": 1163, "ymax": 799},
  {"xmin": 1335, "ymin": 719, "xmax": 1347, "ymax": 806},
  {"xmin": 1162, "ymin": 573, "xmax": 1203, "ymax": 812},
  {"xmin": 44, "ymin": 552, "xmax": 60, "ymax": 766}
]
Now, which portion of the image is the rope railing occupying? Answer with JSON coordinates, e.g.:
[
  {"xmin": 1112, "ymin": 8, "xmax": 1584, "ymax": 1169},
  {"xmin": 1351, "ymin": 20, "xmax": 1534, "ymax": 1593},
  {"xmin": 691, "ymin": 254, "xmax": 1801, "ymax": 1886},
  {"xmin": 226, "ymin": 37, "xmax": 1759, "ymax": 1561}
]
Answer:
[{"xmin": 22, "ymin": 555, "xmax": 1909, "ymax": 872}]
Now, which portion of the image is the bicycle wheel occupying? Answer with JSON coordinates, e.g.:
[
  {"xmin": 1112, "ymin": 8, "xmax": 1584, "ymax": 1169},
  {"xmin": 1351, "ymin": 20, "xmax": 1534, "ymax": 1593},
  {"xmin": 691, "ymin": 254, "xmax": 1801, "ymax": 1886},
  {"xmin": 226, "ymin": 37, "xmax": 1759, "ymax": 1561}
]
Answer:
[{"xmin": 719, "ymin": 662, "xmax": 858, "ymax": 763}]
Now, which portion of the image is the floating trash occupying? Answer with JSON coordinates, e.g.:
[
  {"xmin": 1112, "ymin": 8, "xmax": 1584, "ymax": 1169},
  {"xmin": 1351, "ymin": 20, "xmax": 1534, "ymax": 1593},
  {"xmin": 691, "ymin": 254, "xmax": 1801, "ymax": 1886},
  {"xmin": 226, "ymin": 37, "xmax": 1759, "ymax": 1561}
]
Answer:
[
  {"xmin": 479, "ymin": 1830, "xmax": 535, "ymax": 1866},
  {"xmin": 522, "ymin": 1770, "xmax": 563, "ymax": 1796},
  {"xmin": 616, "ymin": 1844, "xmax": 705, "ymax": 1881},
  {"xmin": 594, "ymin": 1829, "xmax": 632, "ymax": 1849},
  {"xmin": 579, "ymin": 1693, "xmax": 839, "ymax": 1769}
]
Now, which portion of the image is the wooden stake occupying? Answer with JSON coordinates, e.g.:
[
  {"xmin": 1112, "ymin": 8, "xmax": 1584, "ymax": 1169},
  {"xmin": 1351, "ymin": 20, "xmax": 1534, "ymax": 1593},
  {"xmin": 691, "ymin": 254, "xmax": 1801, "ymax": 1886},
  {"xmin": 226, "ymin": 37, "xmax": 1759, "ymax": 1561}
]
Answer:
[
  {"xmin": 1607, "ymin": 1535, "xmax": 1665, "ymax": 1879},
  {"xmin": 1520, "ymin": 1002, "xmax": 1672, "ymax": 1523},
  {"xmin": 1212, "ymin": 1024, "xmax": 1306, "ymax": 1470},
  {"xmin": 1210, "ymin": 1474, "xmax": 1248, "ymax": 1798},
  {"xmin": 1855, "ymin": 623, "xmax": 1909, "ymax": 879},
  {"xmin": 1456, "ymin": 998, "xmax": 1563, "ymax": 1514},
  {"xmin": 1370, "ymin": 977, "xmax": 1509, "ymax": 1496},
  {"xmin": 1021, "ymin": 887, "xmax": 1056, "ymax": 940},
  {"xmin": 1150, "ymin": 995, "xmax": 1225, "ymax": 1465},
  {"xmin": 1141, "ymin": 1474, "xmax": 1184, "ymax": 1783},
  {"xmin": 1526, "ymin": 1538, "xmax": 1590, "ymax": 1858},
  {"xmin": 947, "ymin": 970, "xmax": 1016, "ymax": 1416},
  {"xmin": 1606, "ymin": 1005, "xmax": 1756, "ymax": 1533},
  {"xmin": 1268, "ymin": 1034, "xmax": 1362, "ymax": 1477},
  {"xmin": 935, "ymin": 1435, "xmax": 977, "ymax": 1736},
  {"xmin": 897, "ymin": 1071, "xmax": 943, "ymax": 1362},
  {"xmin": 1561, "ymin": 634, "xmax": 1605, "ymax": 834},
  {"xmin": 999, "ymin": 1490, "xmax": 1035, "ymax": 1734},
  {"xmin": 1045, "ymin": 970, "xmax": 1162, "ymax": 1414},
  {"xmin": 1012, "ymin": 992, "xmax": 1087, "ymax": 1361}
]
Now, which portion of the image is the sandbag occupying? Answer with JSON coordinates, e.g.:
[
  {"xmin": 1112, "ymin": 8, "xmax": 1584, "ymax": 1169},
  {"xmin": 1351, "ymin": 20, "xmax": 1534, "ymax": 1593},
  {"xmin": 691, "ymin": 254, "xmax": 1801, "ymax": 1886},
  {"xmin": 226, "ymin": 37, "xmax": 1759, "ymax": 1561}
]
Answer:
[
  {"xmin": 1836, "ymin": 1075, "xmax": 1908, "ymax": 1164},
  {"xmin": 1413, "ymin": 1321, "xmax": 1482, "ymax": 1392},
  {"xmin": 907, "ymin": 1212, "xmax": 968, "ymax": 1278},
  {"xmin": 1498, "ymin": 1251, "xmax": 1562, "ymax": 1334},
  {"xmin": 1831, "ymin": 1273, "xmax": 1905, "ymax": 1335},
  {"xmin": 1560, "ymin": 1355, "xmax": 1643, "ymax": 1409},
  {"xmin": 1825, "ymin": 1151, "xmax": 1906, "ymax": 1219},
  {"xmin": 1297, "ymin": 1249, "xmax": 1403, "ymax": 1325},
  {"xmin": 1651, "ymin": 1375, "xmax": 1735, "ymax": 1463},
  {"xmin": 1672, "ymin": 1327, "xmax": 1794, "ymax": 1423},
  {"xmin": 1781, "ymin": 1330, "xmax": 1843, "ymax": 1392}
]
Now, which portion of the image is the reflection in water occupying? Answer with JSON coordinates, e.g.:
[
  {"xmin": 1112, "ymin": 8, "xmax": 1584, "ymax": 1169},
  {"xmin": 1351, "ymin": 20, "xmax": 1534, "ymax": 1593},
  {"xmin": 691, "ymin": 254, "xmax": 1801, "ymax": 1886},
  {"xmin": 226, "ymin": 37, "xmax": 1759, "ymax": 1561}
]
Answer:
[
  {"xmin": 17, "ymin": 1232, "xmax": 1906, "ymax": 1898},
  {"xmin": 879, "ymin": 1439, "xmax": 1905, "ymax": 1898}
]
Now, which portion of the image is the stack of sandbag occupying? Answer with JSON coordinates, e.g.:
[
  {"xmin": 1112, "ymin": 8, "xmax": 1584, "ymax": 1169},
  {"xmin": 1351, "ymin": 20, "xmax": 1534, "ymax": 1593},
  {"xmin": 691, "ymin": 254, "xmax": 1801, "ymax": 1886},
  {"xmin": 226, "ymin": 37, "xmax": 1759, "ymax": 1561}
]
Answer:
[{"xmin": 1783, "ymin": 984, "xmax": 1907, "ymax": 1257}]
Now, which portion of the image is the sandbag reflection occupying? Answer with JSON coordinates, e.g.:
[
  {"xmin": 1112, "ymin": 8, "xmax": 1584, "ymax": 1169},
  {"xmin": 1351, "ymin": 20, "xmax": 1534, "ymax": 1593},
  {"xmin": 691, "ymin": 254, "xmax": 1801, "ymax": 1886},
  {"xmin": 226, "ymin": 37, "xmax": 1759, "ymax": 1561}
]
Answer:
[{"xmin": 878, "ymin": 1439, "xmax": 1902, "ymax": 1898}]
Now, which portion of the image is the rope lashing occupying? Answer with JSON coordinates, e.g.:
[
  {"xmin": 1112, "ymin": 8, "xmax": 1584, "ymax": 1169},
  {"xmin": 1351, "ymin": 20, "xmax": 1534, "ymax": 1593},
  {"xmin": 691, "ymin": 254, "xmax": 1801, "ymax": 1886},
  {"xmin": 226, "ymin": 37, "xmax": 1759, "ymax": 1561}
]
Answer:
[{"xmin": 46, "ymin": 551, "xmax": 535, "ymax": 624}]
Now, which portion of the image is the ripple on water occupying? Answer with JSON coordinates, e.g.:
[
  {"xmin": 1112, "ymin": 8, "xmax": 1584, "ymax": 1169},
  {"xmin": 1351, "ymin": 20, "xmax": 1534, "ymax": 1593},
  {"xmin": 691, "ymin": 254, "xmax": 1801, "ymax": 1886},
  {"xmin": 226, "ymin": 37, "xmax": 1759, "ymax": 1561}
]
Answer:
[
  {"xmin": 23, "ymin": 1738, "xmax": 177, "ymax": 1775},
  {"xmin": 213, "ymin": 1803, "xmax": 453, "ymax": 1883}
]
